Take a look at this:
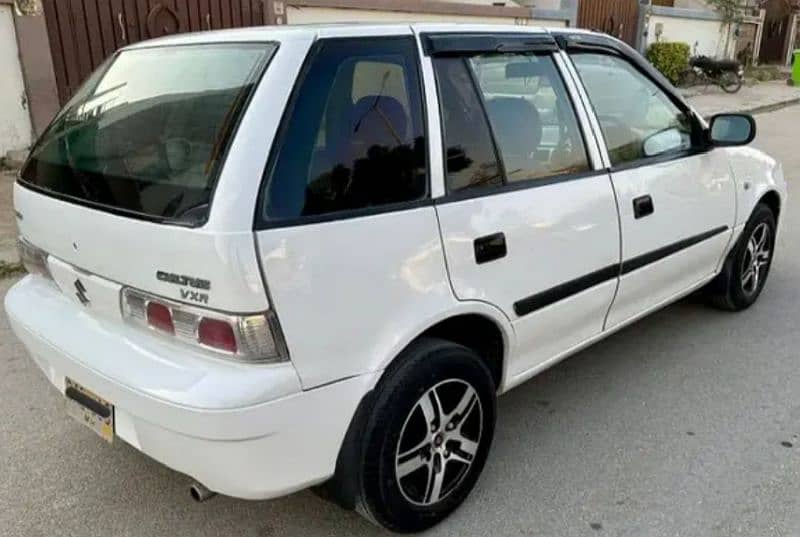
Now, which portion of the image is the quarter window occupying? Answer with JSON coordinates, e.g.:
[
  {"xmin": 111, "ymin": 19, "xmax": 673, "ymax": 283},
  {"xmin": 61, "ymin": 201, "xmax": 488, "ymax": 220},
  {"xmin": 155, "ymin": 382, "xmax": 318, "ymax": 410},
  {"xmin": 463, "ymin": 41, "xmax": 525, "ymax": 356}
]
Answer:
[
  {"xmin": 571, "ymin": 53, "xmax": 694, "ymax": 166},
  {"xmin": 262, "ymin": 38, "xmax": 427, "ymax": 222}
]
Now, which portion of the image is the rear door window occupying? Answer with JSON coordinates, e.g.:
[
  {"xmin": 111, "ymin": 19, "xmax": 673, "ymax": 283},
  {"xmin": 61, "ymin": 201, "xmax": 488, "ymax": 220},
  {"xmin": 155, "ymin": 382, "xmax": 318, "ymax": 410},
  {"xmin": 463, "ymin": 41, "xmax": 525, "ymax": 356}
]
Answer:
[
  {"xmin": 434, "ymin": 52, "xmax": 590, "ymax": 194},
  {"xmin": 21, "ymin": 44, "xmax": 275, "ymax": 225},
  {"xmin": 260, "ymin": 37, "xmax": 427, "ymax": 224}
]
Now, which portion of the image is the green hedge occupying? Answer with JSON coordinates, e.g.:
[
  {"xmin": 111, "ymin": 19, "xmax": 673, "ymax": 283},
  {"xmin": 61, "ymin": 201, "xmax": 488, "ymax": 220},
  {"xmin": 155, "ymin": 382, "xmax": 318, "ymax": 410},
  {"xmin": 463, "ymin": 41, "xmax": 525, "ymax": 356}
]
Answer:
[{"xmin": 646, "ymin": 42, "xmax": 691, "ymax": 84}]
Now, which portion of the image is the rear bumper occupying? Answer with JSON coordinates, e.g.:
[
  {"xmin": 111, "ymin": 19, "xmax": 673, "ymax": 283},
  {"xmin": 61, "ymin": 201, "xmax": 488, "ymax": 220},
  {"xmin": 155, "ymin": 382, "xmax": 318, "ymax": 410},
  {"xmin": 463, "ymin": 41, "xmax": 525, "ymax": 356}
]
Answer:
[{"xmin": 5, "ymin": 276, "xmax": 376, "ymax": 500}]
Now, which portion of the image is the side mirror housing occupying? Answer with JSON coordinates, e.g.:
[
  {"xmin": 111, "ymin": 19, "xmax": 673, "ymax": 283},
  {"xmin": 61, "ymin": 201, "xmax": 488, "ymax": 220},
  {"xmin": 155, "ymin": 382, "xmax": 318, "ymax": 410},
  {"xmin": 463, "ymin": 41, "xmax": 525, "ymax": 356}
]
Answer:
[{"xmin": 708, "ymin": 113, "xmax": 756, "ymax": 147}]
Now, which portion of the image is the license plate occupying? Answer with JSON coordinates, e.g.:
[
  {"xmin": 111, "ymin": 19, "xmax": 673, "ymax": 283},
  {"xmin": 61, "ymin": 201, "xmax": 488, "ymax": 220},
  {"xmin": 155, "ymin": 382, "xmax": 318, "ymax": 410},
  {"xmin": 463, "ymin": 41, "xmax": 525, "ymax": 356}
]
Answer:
[{"xmin": 65, "ymin": 378, "xmax": 114, "ymax": 443}]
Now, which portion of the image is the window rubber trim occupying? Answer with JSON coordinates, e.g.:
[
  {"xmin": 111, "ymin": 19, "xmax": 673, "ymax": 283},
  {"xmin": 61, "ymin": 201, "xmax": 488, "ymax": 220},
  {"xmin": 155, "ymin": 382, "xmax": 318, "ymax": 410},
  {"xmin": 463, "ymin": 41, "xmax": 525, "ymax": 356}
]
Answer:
[
  {"xmin": 513, "ymin": 225, "xmax": 730, "ymax": 317},
  {"xmin": 253, "ymin": 35, "xmax": 432, "ymax": 231},
  {"xmin": 421, "ymin": 33, "xmax": 558, "ymax": 56},
  {"xmin": 434, "ymin": 168, "xmax": 609, "ymax": 205}
]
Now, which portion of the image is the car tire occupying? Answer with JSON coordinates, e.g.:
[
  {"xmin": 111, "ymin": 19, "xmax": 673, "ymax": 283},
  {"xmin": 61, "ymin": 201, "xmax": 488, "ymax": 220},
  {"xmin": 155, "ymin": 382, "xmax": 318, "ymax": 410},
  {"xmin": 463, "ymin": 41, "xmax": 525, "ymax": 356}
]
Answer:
[
  {"xmin": 342, "ymin": 338, "xmax": 496, "ymax": 533},
  {"xmin": 708, "ymin": 203, "xmax": 776, "ymax": 311}
]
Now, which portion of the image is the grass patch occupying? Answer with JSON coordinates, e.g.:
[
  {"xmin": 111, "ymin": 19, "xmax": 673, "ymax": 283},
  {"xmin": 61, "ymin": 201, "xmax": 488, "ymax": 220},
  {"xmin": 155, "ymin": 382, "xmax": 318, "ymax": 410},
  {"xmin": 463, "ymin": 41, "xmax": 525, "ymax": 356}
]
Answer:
[
  {"xmin": 745, "ymin": 65, "xmax": 786, "ymax": 83},
  {"xmin": 0, "ymin": 261, "xmax": 25, "ymax": 279}
]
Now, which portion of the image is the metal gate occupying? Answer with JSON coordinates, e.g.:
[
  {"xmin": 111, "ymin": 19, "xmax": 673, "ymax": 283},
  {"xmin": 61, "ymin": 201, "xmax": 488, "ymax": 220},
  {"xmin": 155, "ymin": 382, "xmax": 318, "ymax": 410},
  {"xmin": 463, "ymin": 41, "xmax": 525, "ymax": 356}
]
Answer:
[
  {"xmin": 42, "ymin": 0, "xmax": 268, "ymax": 104},
  {"xmin": 760, "ymin": 14, "xmax": 792, "ymax": 63},
  {"xmin": 578, "ymin": 0, "xmax": 640, "ymax": 46}
]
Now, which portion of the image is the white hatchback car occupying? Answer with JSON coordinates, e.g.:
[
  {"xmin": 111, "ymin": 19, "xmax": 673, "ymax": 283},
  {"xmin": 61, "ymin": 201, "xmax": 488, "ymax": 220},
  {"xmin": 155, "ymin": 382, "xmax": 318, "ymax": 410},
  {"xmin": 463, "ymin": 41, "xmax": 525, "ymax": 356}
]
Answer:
[{"xmin": 6, "ymin": 23, "xmax": 786, "ymax": 532}]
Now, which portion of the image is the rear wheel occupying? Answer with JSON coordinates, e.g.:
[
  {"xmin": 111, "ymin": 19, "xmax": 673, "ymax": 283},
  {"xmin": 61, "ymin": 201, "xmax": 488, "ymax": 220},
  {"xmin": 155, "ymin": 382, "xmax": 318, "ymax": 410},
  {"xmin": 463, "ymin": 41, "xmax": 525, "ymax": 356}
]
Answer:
[
  {"xmin": 708, "ymin": 203, "xmax": 776, "ymax": 311},
  {"xmin": 720, "ymin": 71, "xmax": 743, "ymax": 93},
  {"xmin": 349, "ymin": 338, "xmax": 497, "ymax": 532}
]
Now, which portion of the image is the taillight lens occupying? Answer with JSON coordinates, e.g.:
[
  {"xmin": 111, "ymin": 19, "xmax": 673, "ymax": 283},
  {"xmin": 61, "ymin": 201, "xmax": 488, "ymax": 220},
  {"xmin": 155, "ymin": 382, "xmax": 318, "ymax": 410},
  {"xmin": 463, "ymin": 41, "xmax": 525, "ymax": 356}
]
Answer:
[
  {"xmin": 121, "ymin": 287, "xmax": 287, "ymax": 363},
  {"xmin": 146, "ymin": 302, "xmax": 174, "ymax": 334},
  {"xmin": 198, "ymin": 318, "xmax": 237, "ymax": 353},
  {"xmin": 17, "ymin": 237, "xmax": 52, "ymax": 279}
]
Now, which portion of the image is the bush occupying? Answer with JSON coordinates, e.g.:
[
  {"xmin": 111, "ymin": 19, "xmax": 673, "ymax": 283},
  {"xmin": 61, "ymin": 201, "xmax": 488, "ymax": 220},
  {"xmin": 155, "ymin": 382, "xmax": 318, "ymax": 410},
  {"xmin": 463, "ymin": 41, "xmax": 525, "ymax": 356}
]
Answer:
[{"xmin": 646, "ymin": 42, "xmax": 691, "ymax": 84}]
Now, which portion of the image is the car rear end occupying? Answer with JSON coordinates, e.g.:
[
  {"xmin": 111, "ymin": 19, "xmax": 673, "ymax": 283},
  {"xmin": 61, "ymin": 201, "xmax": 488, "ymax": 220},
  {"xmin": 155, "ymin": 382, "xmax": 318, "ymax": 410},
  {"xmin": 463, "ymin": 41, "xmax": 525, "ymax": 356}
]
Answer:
[{"xmin": 4, "ymin": 29, "xmax": 374, "ymax": 499}]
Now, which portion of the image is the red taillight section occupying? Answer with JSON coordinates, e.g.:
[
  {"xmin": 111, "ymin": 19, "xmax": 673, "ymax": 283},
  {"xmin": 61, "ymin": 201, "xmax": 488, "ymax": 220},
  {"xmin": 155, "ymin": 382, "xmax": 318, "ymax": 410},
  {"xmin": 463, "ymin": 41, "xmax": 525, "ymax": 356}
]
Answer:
[
  {"xmin": 122, "ymin": 287, "xmax": 288, "ymax": 363},
  {"xmin": 146, "ymin": 302, "xmax": 175, "ymax": 334},
  {"xmin": 198, "ymin": 317, "xmax": 237, "ymax": 353}
]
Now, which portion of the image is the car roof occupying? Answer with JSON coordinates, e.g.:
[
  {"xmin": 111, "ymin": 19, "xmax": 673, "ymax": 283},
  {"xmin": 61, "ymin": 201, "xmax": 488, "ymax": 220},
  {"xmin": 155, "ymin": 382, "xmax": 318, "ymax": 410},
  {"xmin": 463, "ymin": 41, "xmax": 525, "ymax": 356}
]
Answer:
[{"xmin": 124, "ymin": 23, "xmax": 601, "ymax": 50}]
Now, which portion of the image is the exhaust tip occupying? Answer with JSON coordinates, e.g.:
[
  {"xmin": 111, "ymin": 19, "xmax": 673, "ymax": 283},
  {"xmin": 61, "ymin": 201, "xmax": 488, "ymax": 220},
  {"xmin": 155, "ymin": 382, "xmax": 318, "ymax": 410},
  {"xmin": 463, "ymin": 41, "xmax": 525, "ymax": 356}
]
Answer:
[{"xmin": 190, "ymin": 482, "xmax": 217, "ymax": 503}]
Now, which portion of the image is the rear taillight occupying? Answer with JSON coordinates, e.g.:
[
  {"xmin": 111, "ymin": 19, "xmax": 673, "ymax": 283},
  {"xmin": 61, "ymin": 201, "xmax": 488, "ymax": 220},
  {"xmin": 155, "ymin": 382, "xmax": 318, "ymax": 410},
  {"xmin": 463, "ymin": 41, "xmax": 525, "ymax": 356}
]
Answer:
[
  {"xmin": 198, "ymin": 318, "xmax": 236, "ymax": 352},
  {"xmin": 146, "ymin": 302, "xmax": 175, "ymax": 334},
  {"xmin": 17, "ymin": 237, "xmax": 52, "ymax": 279},
  {"xmin": 121, "ymin": 288, "xmax": 288, "ymax": 363}
]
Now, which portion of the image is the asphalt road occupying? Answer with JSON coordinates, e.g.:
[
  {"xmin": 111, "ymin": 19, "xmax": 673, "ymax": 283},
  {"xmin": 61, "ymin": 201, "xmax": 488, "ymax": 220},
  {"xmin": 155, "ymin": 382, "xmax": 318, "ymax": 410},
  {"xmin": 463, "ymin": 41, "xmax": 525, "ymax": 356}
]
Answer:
[{"xmin": 2, "ymin": 105, "xmax": 800, "ymax": 537}]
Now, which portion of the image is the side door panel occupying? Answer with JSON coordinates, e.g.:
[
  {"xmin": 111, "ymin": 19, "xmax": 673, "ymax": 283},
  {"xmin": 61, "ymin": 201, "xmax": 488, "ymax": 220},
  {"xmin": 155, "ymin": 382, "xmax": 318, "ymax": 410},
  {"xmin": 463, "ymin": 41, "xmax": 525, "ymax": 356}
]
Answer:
[
  {"xmin": 567, "ymin": 51, "xmax": 736, "ymax": 329},
  {"xmin": 425, "ymin": 40, "xmax": 621, "ymax": 384},
  {"xmin": 435, "ymin": 178, "xmax": 620, "ymax": 382},
  {"xmin": 607, "ymin": 154, "xmax": 735, "ymax": 327}
]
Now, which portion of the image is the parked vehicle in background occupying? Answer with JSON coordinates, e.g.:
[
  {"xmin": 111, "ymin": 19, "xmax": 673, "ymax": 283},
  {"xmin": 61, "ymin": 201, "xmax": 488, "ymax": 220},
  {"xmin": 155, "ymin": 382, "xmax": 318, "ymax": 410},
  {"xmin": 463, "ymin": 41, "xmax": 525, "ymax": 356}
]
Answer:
[
  {"xmin": 5, "ymin": 24, "xmax": 786, "ymax": 533},
  {"xmin": 681, "ymin": 55, "xmax": 745, "ymax": 93}
]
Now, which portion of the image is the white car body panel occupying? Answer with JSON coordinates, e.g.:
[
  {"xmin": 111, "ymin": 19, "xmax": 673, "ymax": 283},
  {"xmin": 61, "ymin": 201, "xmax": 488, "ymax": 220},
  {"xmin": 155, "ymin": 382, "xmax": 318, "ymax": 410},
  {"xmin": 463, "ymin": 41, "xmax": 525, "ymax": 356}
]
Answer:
[
  {"xmin": 3, "ymin": 23, "xmax": 787, "ymax": 505},
  {"xmin": 435, "ymin": 177, "xmax": 621, "ymax": 378},
  {"xmin": 255, "ymin": 207, "xmax": 459, "ymax": 389},
  {"xmin": 14, "ymin": 184, "xmax": 269, "ymax": 312},
  {"xmin": 604, "ymin": 152, "xmax": 736, "ymax": 328}
]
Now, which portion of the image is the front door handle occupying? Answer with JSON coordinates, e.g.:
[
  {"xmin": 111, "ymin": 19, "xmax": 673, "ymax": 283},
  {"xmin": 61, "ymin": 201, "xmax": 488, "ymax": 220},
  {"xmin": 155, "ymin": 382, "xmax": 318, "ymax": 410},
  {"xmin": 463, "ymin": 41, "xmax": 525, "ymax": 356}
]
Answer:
[
  {"xmin": 474, "ymin": 232, "xmax": 507, "ymax": 264},
  {"xmin": 633, "ymin": 195, "xmax": 654, "ymax": 219}
]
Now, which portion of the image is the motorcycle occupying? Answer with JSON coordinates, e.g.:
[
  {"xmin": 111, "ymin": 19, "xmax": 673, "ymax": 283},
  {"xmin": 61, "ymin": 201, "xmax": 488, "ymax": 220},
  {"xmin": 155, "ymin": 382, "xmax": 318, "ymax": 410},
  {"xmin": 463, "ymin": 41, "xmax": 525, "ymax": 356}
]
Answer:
[{"xmin": 680, "ymin": 56, "xmax": 745, "ymax": 94}]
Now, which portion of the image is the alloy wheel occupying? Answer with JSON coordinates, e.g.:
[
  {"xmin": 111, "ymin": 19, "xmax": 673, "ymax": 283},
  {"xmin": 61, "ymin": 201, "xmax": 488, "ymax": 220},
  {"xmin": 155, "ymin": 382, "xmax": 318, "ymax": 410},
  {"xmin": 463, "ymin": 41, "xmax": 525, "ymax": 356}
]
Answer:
[
  {"xmin": 740, "ymin": 222, "xmax": 771, "ymax": 296},
  {"xmin": 394, "ymin": 379, "xmax": 483, "ymax": 506}
]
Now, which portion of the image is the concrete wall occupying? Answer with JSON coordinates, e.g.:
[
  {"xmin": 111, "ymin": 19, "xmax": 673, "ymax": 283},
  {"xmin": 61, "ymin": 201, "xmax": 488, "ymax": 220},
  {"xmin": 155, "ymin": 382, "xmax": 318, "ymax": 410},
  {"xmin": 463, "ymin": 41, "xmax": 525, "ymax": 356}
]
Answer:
[
  {"xmin": 0, "ymin": 5, "xmax": 33, "ymax": 156},
  {"xmin": 648, "ymin": 12, "xmax": 736, "ymax": 58}
]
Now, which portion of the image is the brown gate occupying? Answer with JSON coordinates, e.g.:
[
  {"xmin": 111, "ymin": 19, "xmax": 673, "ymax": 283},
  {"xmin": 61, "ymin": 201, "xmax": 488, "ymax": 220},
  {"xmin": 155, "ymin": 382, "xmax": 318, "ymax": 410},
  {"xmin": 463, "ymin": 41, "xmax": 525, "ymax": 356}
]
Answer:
[
  {"xmin": 760, "ymin": 15, "xmax": 792, "ymax": 63},
  {"xmin": 42, "ymin": 0, "xmax": 269, "ymax": 104},
  {"xmin": 578, "ymin": 0, "xmax": 640, "ymax": 46}
]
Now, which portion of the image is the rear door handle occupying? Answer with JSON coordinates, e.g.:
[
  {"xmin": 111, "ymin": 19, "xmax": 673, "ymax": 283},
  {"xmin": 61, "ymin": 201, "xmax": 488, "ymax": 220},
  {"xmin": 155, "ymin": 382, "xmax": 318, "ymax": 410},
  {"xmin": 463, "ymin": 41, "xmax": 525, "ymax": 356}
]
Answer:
[
  {"xmin": 474, "ymin": 233, "xmax": 507, "ymax": 264},
  {"xmin": 633, "ymin": 195, "xmax": 654, "ymax": 219}
]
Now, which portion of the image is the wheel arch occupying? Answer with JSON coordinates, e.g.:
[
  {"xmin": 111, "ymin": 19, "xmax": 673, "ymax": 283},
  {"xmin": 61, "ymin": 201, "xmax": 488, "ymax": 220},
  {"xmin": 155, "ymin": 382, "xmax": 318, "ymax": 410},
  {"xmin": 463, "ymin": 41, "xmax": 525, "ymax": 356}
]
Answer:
[
  {"xmin": 758, "ymin": 190, "xmax": 781, "ymax": 222},
  {"xmin": 377, "ymin": 303, "xmax": 515, "ymax": 392},
  {"xmin": 320, "ymin": 303, "xmax": 513, "ymax": 510}
]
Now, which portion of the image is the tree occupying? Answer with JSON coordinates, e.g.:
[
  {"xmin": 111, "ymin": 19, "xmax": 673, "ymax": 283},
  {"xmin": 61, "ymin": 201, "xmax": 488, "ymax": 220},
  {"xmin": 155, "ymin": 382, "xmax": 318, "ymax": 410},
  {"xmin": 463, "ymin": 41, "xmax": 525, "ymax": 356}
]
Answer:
[
  {"xmin": 706, "ymin": 0, "xmax": 749, "ymax": 58},
  {"xmin": 13, "ymin": 0, "xmax": 42, "ymax": 16}
]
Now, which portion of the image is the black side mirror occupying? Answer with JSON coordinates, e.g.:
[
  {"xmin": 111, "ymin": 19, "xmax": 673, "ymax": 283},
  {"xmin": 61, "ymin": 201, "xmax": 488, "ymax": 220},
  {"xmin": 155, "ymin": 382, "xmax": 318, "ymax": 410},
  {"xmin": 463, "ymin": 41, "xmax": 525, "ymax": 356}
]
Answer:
[{"xmin": 708, "ymin": 113, "xmax": 756, "ymax": 146}]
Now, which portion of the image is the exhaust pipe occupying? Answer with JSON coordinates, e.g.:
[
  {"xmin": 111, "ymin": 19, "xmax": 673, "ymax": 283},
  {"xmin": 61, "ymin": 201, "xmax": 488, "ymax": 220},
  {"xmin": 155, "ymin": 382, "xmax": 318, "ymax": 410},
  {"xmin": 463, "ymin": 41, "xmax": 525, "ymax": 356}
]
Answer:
[{"xmin": 190, "ymin": 482, "xmax": 217, "ymax": 503}]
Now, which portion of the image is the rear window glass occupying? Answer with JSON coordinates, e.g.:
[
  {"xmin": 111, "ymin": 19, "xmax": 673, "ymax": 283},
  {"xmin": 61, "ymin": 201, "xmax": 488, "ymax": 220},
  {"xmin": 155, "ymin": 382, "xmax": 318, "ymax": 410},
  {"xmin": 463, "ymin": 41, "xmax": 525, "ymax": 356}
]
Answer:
[{"xmin": 21, "ymin": 43, "xmax": 275, "ymax": 225}]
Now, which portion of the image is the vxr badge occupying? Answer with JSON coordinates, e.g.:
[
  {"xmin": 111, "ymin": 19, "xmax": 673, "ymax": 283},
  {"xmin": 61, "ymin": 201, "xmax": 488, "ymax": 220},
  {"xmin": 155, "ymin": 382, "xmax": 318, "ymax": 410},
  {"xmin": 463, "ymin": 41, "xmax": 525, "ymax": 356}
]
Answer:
[{"xmin": 74, "ymin": 279, "xmax": 90, "ymax": 306}]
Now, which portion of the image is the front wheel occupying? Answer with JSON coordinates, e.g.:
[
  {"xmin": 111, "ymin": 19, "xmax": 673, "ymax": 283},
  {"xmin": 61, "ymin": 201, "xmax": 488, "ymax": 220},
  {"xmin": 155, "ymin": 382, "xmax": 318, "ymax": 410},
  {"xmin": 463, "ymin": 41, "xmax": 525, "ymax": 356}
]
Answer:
[
  {"xmin": 352, "ymin": 338, "xmax": 497, "ymax": 532},
  {"xmin": 707, "ymin": 203, "xmax": 776, "ymax": 311},
  {"xmin": 720, "ymin": 71, "xmax": 743, "ymax": 93}
]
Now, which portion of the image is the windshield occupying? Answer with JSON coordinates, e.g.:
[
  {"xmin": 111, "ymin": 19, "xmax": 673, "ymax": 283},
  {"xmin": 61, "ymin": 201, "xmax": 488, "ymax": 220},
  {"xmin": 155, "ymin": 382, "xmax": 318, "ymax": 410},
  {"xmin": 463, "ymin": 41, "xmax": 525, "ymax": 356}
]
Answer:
[{"xmin": 21, "ymin": 43, "xmax": 276, "ymax": 225}]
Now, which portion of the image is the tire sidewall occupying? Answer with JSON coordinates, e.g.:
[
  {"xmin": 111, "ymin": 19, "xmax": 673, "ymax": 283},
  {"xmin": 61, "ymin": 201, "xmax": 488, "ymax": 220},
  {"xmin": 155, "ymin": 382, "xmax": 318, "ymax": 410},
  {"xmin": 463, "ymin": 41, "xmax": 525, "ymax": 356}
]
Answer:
[
  {"xmin": 360, "ymin": 340, "xmax": 496, "ymax": 532},
  {"xmin": 728, "ymin": 205, "xmax": 776, "ymax": 307}
]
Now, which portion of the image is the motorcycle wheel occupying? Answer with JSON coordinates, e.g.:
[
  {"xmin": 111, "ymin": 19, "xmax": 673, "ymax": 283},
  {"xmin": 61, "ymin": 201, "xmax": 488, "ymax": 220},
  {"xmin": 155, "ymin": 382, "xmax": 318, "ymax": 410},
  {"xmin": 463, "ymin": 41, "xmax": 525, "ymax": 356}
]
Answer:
[{"xmin": 720, "ymin": 72, "xmax": 743, "ymax": 93}]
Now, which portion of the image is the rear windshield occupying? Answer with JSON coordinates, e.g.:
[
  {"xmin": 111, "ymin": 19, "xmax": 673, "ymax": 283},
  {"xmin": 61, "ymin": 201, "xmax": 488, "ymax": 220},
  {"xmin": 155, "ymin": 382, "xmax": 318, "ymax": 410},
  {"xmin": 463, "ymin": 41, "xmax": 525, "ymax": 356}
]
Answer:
[{"xmin": 21, "ymin": 43, "xmax": 275, "ymax": 225}]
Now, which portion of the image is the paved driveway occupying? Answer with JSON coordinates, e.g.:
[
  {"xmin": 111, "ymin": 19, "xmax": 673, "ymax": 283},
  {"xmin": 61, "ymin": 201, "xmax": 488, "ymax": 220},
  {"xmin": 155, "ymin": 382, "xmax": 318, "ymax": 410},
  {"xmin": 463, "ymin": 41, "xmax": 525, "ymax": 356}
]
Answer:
[{"xmin": 1, "ymin": 106, "xmax": 799, "ymax": 537}]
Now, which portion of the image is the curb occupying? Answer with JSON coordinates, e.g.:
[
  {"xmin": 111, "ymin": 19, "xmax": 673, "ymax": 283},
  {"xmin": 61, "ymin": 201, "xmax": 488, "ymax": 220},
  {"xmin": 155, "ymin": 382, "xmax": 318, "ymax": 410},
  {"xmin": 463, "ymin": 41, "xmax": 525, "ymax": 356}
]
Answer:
[
  {"xmin": 697, "ymin": 97, "xmax": 800, "ymax": 119},
  {"xmin": 741, "ymin": 97, "xmax": 800, "ymax": 116}
]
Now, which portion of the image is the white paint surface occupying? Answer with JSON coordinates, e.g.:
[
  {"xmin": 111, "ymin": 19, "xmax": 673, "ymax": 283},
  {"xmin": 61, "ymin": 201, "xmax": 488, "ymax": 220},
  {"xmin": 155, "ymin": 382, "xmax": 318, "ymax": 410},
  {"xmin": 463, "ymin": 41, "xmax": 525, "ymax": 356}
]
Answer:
[
  {"xmin": 648, "ymin": 13, "xmax": 736, "ymax": 58},
  {"xmin": 0, "ymin": 6, "xmax": 32, "ymax": 156},
  {"xmin": 285, "ymin": 6, "xmax": 546, "ymax": 26}
]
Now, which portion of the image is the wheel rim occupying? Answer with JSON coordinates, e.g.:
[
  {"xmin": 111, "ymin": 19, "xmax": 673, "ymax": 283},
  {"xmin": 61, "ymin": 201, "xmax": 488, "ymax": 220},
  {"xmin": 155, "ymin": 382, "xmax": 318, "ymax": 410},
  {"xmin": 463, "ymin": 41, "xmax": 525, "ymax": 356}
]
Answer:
[
  {"xmin": 721, "ymin": 72, "xmax": 741, "ymax": 92},
  {"xmin": 740, "ymin": 222, "xmax": 772, "ymax": 296},
  {"xmin": 395, "ymin": 379, "xmax": 483, "ymax": 506}
]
